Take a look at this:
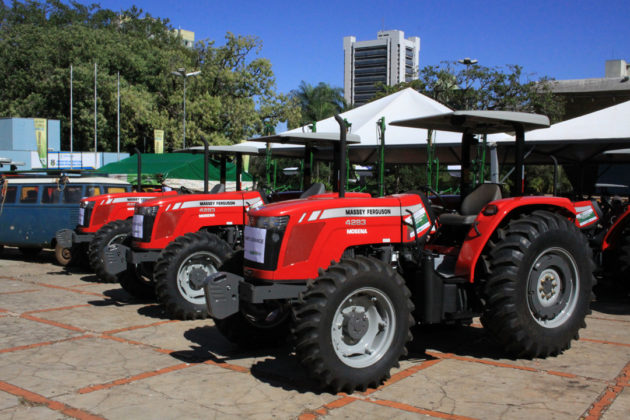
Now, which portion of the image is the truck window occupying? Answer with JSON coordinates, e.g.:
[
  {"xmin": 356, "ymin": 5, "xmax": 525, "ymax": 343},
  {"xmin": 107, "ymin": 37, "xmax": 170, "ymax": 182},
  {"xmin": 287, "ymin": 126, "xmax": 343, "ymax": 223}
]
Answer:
[
  {"xmin": 42, "ymin": 186, "xmax": 61, "ymax": 204},
  {"xmin": 86, "ymin": 186, "xmax": 101, "ymax": 196},
  {"xmin": 2, "ymin": 186, "xmax": 17, "ymax": 203},
  {"xmin": 20, "ymin": 186, "xmax": 39, "ymax": 203},
  {"xmin": 63, "ymin": 186, "xmax": 83, "ymax": 203},
  {"xmin": 107, "ymin": 186, "xmax": 126, "ymax": 194}
]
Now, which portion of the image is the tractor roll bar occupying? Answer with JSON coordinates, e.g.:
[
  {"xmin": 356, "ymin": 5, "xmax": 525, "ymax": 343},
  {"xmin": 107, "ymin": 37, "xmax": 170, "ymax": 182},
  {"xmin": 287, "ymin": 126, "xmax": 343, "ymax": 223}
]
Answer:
[
  {"xmin": 334, "ymin": 114, "xmax": 347, "ymax": 198},
  {"xmin": 201, "ymin": 138, "xmax": 209, "ymax": 194}
]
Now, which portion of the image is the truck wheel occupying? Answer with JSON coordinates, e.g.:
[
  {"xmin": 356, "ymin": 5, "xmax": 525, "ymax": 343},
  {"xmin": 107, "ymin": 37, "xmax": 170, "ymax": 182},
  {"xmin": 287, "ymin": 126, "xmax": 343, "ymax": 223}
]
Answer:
[
  {"xmin": 55, "ymin": 244, "xmax": 73, "ymax": 266},
  {"xmin": 292, "ymin": 256, "xmax": 414, "ymax": 393},
  {"xmin": 89, "ymin": 220, "xmax": 132, "ymax": 283},
  {"xmin": 481, "ymin": 210, "xmax": 594, "ymax": 358},
  {"xmin": 119, "ymin": 265, "xmax": 155, "ymax": 299},
  {"xmin": 155, "ymin": 232, "xmax": 231, "ymax": 320}
]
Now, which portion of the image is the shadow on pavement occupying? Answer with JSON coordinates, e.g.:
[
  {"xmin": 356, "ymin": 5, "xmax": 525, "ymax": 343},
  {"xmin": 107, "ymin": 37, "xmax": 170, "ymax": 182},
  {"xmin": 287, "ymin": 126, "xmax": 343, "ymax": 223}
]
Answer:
[{"xmin": 169, "ymin": 325, "xmax": 325, "ymax": 393}]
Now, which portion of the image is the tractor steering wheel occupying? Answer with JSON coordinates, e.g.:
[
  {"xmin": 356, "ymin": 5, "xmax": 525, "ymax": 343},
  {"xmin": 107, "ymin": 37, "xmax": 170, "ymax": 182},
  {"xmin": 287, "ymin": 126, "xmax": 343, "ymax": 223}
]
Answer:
[{"xmin": 419, "ymin": 185, "xmax": 447, "ymax": 209}]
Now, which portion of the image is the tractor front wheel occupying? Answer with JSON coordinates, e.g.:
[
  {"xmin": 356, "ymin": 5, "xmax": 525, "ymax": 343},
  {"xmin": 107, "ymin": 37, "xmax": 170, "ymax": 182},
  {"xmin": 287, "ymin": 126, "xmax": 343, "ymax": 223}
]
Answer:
[
  {"xmin": 292, "ymin": 256, "xmax": 414, "ymax": 393},
  {"xmin": 89, "ymin": 220, "xmax": 132, "ymax": 283},
  {"xmin": 481, "ymin": 210, "xmax": 594, "ymax": 358},
  {"xmin": 154, "ymin": 232, "xmax": 231, "ymax": 320},
  {"xmin": 119, "ymin": 264, "xmax": 155, "ymax": 299},
  {"xmin": 54, "ymin": 244, "xmax": 73, "ymax": 266}
]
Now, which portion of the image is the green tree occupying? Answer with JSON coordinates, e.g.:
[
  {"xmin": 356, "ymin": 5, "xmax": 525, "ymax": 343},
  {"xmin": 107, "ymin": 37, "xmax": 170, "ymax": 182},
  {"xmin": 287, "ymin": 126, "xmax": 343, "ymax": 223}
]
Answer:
[
  {"xmin": 374, "ymin": 61, "xmax": 564, "ymax": 123},
  {"xmin": 290, "ymin": 81, "xmax": 347, "ymax": 128},
  {"xmin": 0, "ymin": 1, "xmax": 296, "ymax": 153}
]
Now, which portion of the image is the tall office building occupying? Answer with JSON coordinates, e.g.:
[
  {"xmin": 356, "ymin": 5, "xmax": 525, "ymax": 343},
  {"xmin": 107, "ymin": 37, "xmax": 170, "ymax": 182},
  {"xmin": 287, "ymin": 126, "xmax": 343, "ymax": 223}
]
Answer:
[{"xmin": 344, "ymin": 30, "xmax": 420, "ymax": 105}]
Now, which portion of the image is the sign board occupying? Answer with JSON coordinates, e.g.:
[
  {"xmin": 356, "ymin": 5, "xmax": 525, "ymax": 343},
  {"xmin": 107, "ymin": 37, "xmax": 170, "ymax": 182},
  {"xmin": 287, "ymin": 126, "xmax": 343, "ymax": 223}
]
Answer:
[
  {"xmin": 34, "ymin": 118, "xmax": 47, "ymax": 168},
  {"xmin": 154, "ymin": 130, "xmax": 164, "ymax": 154}
]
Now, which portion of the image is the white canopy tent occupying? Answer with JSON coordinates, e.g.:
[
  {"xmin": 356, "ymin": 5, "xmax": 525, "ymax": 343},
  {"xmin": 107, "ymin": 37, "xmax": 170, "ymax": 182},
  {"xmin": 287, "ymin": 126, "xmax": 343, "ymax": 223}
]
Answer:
[
  {"xmin": 242, "ymin": 88, "xmax": 469, "ymax": 164},
  {"xmin": 492, "ymin": 99, "xmax": 630, "ymax": 164}
]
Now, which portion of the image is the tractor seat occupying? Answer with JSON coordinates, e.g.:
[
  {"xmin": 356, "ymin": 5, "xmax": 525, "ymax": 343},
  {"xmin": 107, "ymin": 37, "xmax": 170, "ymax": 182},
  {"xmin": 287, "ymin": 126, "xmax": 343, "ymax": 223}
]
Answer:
[
  {"xmin": 209, "ymin": 183, "xmax": 225, "ymax": 194},
  {"xmin": 299, "ymin": 182, "xmax": 326, "ymax": 198},
  {"xmin": 439, "ymin": 183, "xmax": 502, "ymax": 227}
]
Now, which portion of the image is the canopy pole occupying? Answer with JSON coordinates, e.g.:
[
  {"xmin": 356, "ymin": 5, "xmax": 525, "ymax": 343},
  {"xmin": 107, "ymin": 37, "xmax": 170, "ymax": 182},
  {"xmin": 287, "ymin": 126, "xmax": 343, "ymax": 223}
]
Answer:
[
  {"xmin": 460, "ymin": 131, "xmax": 474, "ymax": 201},
  {"xmin": 201, "ymin": 138, "xmax": 209, "ymax": 194},
  {"xmin": 303, "ymin": 143, "xmax": 312, "ymax": 189},
  {"xmin": 220, "ymin": 155, "xmax": 227, "ymax": 187},
  {"xmin": 513, "ymin": 125, "xmax": 525, "ymax": 196}
]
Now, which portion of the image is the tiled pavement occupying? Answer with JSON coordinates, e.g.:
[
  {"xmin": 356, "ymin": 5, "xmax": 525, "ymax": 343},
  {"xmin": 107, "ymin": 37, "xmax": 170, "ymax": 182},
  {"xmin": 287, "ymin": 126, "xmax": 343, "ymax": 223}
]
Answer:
[{"xmin": 1, "ymin": 248, "xmax": 629, "ymax": 419}]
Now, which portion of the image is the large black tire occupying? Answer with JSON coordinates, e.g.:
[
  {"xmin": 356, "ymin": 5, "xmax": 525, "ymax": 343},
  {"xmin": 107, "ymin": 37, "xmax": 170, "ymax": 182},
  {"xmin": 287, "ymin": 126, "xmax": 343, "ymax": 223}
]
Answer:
[
  {"xmin": 292, "ymin": 256, "xmax": 414, "ymax": 393},
  {"xmin": 119, "ymin": 264, "xmax": 155, "ymax": 299},
  {"xmin": 154, "ymin": 232, "xmax": 231, "ymax": 320},
  {"xmin": 481, "ymin": 210, "xmax": 594, "ymax": 358},
  {"xmin": 89, "ymin": 220, "xmax": 132, "ymax": 283}
]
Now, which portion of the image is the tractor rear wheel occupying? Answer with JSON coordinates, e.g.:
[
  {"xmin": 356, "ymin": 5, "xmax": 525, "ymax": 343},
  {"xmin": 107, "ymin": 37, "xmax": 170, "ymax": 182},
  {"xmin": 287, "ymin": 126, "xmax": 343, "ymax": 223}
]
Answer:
[
  {"xmin": 481, "ymin": 210, "xmax": 594, "ymax": 358},
  {"xmin": 292, "ymin": 256, "xmax": 414, "ymax": 393},
  {"xmin": 89, "ymin": 220, "xmax": 132, "ymax": 283},
  {"xmin": 154, "ymin": 232, "xmax": 231, "ymax": 320}
]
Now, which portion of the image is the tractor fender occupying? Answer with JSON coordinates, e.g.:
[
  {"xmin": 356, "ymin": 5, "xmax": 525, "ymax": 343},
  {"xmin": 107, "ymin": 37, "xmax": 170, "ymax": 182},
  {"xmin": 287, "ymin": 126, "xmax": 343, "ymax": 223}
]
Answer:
[
  {"xmin": 602, "ymin": 207, "xmax": 630, "ymax": 251},
  {"xmin": 454, "ymin": 196, "xmax": 577, "ymax": 282}
]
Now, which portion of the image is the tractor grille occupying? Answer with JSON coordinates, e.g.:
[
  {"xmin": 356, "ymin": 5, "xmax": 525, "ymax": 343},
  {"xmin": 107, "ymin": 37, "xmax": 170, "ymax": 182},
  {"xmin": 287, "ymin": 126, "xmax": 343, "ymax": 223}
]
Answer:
[{"xmin": 80, "ymin": 207, "xmax": 93, "ymax": 227}]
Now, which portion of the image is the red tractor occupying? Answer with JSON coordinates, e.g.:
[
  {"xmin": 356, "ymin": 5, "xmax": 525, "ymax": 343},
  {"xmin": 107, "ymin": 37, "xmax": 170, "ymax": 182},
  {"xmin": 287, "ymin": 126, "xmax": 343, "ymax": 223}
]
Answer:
[
  {"xmin": 199, "ymin": 112, "xmax": 595, "ymax": 393},
  {"xmin": 104, "ymin": 134, "xmax": 368, "ymax": 320},
  {"xmin": 55, "ymin": 151, "xmax": 176, "ymax": 277}
]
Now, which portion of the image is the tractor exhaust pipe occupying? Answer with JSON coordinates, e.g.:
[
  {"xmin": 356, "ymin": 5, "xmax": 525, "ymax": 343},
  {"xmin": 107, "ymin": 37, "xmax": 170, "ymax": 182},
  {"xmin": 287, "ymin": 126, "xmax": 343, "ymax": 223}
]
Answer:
[
  {"xmin": 134, "ymin": 147, "xmax": 142, "ymax": 192},
  {"xmin": 202, "ymin": 137, "xmax": 209, "ymax": 194},
  {"xmin": 334, "ymin": 114, "xmax": 346, "ymax": 198}
]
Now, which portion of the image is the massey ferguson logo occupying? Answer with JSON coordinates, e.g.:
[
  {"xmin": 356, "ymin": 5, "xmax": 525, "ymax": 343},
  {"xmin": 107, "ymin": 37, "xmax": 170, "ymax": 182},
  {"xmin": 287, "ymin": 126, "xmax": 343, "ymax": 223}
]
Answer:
[
  {"xmin": 345, "ymin": 208, "xmax": 391, "ymax": 216},
  {"xmin": 199, "ymin": 200, "xmax": 237, "ymax": 206}
]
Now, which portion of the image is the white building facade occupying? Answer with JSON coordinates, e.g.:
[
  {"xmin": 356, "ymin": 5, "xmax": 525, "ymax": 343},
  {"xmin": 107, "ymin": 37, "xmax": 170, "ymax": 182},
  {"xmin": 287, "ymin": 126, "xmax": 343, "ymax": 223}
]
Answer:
[{"xmin": 344, "ymin": 30, "xmax": 420, "ymax": 105}]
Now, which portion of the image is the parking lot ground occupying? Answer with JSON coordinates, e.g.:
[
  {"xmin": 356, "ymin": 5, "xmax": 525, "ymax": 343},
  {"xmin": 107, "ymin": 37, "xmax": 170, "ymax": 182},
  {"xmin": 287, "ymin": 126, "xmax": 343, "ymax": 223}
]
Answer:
[{"xmin": 1, "ymin": 247, "xmax": 629, "ymax": 419}]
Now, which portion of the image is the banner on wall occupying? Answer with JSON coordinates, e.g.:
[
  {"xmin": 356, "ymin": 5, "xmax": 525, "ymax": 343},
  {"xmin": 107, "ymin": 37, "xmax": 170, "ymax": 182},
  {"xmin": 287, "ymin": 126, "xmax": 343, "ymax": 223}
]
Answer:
[
  {"xmin": 154, "ymin": 130, "xmax": 164, "ymax": 154},
  {"xmin": 34, "ymin": 118, "xmax": 47, "ymax": 168}
]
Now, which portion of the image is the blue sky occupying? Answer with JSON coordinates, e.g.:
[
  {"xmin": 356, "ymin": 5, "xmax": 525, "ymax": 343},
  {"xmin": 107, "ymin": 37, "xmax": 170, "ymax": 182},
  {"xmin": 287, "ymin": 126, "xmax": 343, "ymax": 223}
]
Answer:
[{"xmin": 78, "ymin": 0, "xmax": 629, "ymax": 95}]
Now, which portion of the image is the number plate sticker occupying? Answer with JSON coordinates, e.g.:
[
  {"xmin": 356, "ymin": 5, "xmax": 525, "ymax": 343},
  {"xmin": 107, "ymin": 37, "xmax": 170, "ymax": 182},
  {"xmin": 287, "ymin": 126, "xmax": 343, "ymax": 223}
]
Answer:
[
  {"xmin": 132, "ymin": 214, "xmax": 144, "ymax": 239},
  {"xmin": 244, "ymin": 226, "xmax": 266, "ymax": 264},
  {"xmin": 78, "ymin": 207, "xmax": 85, "ymax": 225}
]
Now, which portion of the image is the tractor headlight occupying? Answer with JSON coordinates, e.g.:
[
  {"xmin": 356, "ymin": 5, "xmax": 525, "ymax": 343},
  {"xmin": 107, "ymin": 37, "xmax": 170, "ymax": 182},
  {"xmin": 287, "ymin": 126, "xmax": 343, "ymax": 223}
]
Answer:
[
  {"xmin": 80, "ymin": 200, "xmax": 95, "ymax": 209},
  {"xmin": 249, "ymin": 215, "xmax": 289, "ymax": 231}
]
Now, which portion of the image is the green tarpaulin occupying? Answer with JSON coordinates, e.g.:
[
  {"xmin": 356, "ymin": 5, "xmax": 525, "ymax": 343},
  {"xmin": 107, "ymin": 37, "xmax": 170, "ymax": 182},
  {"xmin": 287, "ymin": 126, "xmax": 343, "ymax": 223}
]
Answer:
[{"xmin": 97, "ymin": 153, "xmax": 252, "ymax": 186}]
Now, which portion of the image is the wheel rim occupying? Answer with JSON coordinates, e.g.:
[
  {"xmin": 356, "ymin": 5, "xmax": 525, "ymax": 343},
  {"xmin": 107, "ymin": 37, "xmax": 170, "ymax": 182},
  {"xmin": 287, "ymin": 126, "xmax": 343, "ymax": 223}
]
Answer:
[
  {"xmin": 527, "ymin": 247, "xmax": 580, "ymax": 328},
  {"xmin": 176, "ymin": 251, "xmax": 220, "ymax": 304},
  {"xmin": 330, "ymin": 287, "xmax": 396, "ymax": 369},
  {"xmin": 61, "ymin": 248, "xmax": 71, "ymax": 260}
]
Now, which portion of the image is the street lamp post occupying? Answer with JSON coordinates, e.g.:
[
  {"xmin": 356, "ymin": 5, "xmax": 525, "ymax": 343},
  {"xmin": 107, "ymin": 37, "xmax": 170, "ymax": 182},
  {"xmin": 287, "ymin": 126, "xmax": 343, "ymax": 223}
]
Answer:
[
  {"xmin": 172, "ymin": 68, "xmax": 201, "ymax": 149},
  {"xmin": 458, "ymin": 57, "xmax": 478, "ymax": 110}
]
